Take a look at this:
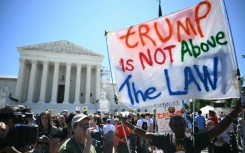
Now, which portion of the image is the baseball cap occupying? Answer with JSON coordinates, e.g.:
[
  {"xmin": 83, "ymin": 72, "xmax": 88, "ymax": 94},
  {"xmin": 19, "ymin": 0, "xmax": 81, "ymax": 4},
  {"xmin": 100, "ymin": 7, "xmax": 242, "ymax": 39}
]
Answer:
[
  {"xmin": 114, "ymin": 118, "xmax": 119, "ymax": 122},
  {"xmin": 71, "ymin": 114, "xmax": 90, "ymax": 128},
  {"xmin": 75, "ymin": 106, "xmax": 81, "ymax": 112}
]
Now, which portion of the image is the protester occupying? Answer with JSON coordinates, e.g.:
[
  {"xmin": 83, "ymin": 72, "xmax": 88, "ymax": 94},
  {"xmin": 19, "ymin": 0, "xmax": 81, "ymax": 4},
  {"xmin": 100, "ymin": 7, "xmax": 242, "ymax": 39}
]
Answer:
[
  {"xmin": 206, "ymin": 120, "xmax": 231, "ymax": 153},
  {"xmin": 0, "ymin": 122, "xmax": 8, "ymax": 138},
  {"xmin": 113, "ymin": 118, "xmax": 120, "ymax": 153},
  {"xmin": 103, "ymin": 112, "xmax": 110, "ymax": 124},
  {"xmin": 114, "ymin": 118, "xmax": 131, "ymax": 153},
  {"xmin": 0, "ymin": 105, "xmax": 35, "ymax": 153},
  {"xmin": 237, "ymin": 117, "xmax": 243, "ymax": 150},
  {"xmin": 25, "ymin": 110, "xmax": 36, "ymax": 126},
  {"xmin": 33, "ymin": 111, "xmax": 60, "ymax": 153},
  {"xmin": 56, "ymin": 114, "xmax": 66, "ymax": 130},
  {"xmin": 50, "ymin": 112, "xmax": 75, "ymax": 153},
  {"xmin": 195, "ymin": 110, "xmax": 206, "ymax": 133},
  {"xmin": 146, "ymin": 112, "xmax": 154, "ymax": 153},
  {"xmin": 0, "ymin": 121, "xmax": 9, "ymax": 152},
  {"xmin": 120, "ymin": 98, "xmax": 242, "ymax": 153},
  {"xmin": 60, "ymin": 110, "xmax": 69, "ymax": 119},
  {"xmin": 185, "ymin": 115, "xmax": 193, "ymax": 134},
  {"xmin": 127, "ymin": 114, "xmax": 137, "ymax": 153},
  {"xmin": 208, "ymin": 110, "xmax": 218, "ymax": 125},
  {"xmin": 58, "ymin": 113, "xmax": 96, "ymax": 153},
  {"xmin": 103, "ymin": 118, "xmax": 116, "ymax": 153},
  {"xmin": 90, "ymin": 114, "xmax": 103, "ymax": 153},
  {"xmin": 136, "ymin": 113, "xmax": 150, "ymax": 153}
]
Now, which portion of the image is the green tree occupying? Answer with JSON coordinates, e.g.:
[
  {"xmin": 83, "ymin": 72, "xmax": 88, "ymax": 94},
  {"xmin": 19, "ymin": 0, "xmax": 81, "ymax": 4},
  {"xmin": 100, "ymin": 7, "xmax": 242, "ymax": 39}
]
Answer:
[
  {"xmin": 225, "ymin": 98, "xmax": 233, "ymax": 108},
  {"xmin": 240, "ymin": 76, "xmax": 244, "ymax": 86},
  {"xmin": 189, "ymin": 99, "xmax": 212, "ymax": 112}
]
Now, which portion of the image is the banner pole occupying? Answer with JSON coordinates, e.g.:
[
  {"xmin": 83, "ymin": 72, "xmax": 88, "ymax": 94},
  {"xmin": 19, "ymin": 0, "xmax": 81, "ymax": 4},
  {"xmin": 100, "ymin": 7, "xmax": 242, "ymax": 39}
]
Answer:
[
  {"xmin": 104, "ymin": 31, "xmax": 119, "ymax": 112},
  {"xmin": 220, "ymin": 1, "xmax": 244, "ymax": 151},
  {"xmin": 121, "ymin": 119, "xmax": 131, "ymax": 153},
  {"xmin": 221, "ymin": 0, "xmax": 242, "ymax": 97},
  {"xmin": 192, "ymin": 99, "xmax": 195, "ymax": 134},
  {"xmin": 153, "ymin": 108, "xmax": 157, "ymax": 133}
]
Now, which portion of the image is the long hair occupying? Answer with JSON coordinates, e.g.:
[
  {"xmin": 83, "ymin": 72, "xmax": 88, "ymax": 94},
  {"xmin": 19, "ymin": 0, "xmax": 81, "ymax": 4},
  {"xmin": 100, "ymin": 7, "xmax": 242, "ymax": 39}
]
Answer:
[{"xmin": 38, "ymin": 111, "xmax": 54, "ymax": 131}]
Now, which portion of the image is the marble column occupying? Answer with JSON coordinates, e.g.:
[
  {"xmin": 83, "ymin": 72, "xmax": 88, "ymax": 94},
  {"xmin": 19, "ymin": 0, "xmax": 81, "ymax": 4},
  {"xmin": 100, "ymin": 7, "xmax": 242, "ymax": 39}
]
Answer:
[
  {"xmin": 38, "ymin": 61, "xmax": 49, "ymax": 103},
  {"xmin": 27, "ymin": 60, "xmax": 37, "ymax": 103},
  {"xmin": 74, "ymin": 64, "xmax": 82, "ymax": 104},
  {"xmin": 15, "ymin": 58, "xmax": 26, "ymax": 102},
  {"xmin": 51, "ymin": 62, "xmax": 60, "ymax": 103},
  {"xmin": 95, "ymin": 65, "xmax": 101, "ymax": 101},
  {"xmin": 64, "ymin": 63, "xmax": 71, "ymax": 103},
  {"xmin": 85, "ymin": 64, "xmax": 91, "ymax": 103}
]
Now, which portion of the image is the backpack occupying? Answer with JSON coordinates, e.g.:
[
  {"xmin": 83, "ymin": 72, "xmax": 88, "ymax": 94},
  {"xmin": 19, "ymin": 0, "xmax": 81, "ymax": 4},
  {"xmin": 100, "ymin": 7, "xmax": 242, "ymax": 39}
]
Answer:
[
  {"xmin": 93, "ymin": 127, "xmax": 102, "ymax": 141},
  {"xmin": 142, "ymin": 121, "xmax": 148, "ymax": 130},
  {"xmin": 103, "ymin": 131, "xmax": 114, "ymax": 142}
]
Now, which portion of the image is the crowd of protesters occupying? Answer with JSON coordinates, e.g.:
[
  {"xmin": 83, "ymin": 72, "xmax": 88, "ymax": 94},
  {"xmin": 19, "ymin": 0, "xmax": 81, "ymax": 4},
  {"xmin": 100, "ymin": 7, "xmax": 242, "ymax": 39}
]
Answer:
[{"xmin": 0, "ymin": 98, "xmax": 244, "ymax": 153}]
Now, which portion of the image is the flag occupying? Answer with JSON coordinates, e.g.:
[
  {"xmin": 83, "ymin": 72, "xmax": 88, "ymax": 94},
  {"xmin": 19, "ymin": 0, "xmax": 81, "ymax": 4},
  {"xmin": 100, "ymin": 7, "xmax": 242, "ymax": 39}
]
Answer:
[{"xmin": 107, "ymin": 0, "xmax": 239, "ymax": 108}]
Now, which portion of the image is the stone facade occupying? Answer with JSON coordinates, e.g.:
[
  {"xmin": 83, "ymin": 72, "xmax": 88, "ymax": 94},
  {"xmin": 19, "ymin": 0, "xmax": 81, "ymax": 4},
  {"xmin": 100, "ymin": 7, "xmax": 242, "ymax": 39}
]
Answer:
[
  {"xmin": 0, "ymin": 76, "xmax": 17, "ymax": 106},
  {"xmin": 0, "ymin": 40, "xmax": 153, "ymax": 114}
]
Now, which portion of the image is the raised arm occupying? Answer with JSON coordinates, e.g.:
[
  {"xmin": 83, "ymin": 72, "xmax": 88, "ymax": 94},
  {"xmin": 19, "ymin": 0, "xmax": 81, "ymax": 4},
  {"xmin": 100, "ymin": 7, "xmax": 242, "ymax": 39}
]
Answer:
[
  {"xmin": 120, "ymin": 116, "xmax": 152, "ymax": 141},
  {"xmin": 207, "ymin": 98, "xmax": 242, "ymax": 140}
]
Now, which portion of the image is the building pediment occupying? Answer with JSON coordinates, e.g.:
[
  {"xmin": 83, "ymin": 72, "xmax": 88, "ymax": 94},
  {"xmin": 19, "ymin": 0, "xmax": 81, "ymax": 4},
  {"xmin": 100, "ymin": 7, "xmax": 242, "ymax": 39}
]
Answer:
[{"xmin": 17, "ymin": 40, "xmax": 102, "ymax": 57}]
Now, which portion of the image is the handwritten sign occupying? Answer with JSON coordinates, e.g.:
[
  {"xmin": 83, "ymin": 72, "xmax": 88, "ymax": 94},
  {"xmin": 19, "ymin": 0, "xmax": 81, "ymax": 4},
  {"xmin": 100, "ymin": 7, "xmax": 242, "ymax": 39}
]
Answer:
[
  {"xmin": 155, "ymin": 100, "xmax": 185, "ymax": 133},
  {"xmin": 107, "ymin": 0, "xmax": 239, "ymax": 108}
]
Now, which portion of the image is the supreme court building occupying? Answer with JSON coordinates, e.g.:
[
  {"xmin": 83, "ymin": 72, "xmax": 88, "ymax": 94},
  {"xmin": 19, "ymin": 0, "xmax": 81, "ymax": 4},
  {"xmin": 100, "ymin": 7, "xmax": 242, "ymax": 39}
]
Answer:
[
  {"xmin": 0, "ymin": 40, "xmax": 152, "ymax": 114},
  {"xmin": 0, "ymin": 40, "xmax": 119, "ymax": 113},
  {"xmin": 15, "ymin": 40, "xmax": 103, "ymax": 104}
]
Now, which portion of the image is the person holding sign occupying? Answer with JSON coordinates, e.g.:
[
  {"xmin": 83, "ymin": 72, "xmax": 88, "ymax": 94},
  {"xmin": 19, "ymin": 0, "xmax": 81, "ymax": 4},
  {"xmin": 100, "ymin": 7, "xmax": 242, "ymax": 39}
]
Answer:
[{"xmin": 120, "ymin": 98, "xmax": 243, "ymax": 153}]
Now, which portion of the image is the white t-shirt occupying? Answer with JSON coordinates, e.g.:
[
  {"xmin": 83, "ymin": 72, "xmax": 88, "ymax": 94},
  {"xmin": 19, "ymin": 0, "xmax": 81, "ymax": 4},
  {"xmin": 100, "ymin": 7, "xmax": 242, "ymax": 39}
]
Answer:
[
  {"xmin": 136, "ymin": 118, "xmax": 150, "ymax": 131},
  {"xmin": 103, "ymin": 124, "xmax": 116, "ymax": 134},
  {"xmin": 148, "ymin": 118, "xmax": 154, "ymax": 125},
  {"xmin": 148, "ymin": 118, "xmax": 154, "ymax": 132}
]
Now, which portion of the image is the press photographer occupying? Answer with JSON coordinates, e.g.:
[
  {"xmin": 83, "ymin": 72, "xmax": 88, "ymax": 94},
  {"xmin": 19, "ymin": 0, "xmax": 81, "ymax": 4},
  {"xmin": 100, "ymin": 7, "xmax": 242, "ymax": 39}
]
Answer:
[
  {"xmin": 0, "ymin": 105, "xmax": 38, "ymax": 153},
  {"xmin": 33, "ymin": 111, "xmax": 61, "ymax": 153}
]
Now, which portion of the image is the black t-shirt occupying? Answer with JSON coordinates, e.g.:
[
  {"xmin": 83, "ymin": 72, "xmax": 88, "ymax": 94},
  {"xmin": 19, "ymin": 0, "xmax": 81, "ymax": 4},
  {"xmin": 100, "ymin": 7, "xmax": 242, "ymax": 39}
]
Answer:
[{"xmin": 151, "ymin": 132, "xmax": 209, "ymax": 153}]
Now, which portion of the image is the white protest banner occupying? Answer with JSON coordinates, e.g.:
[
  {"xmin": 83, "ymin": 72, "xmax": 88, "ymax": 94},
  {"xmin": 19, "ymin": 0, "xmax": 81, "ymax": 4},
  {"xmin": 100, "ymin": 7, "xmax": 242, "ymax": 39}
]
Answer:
[
  {"xmin": 155, "ymin": 100, "xmax": 185, "ymax": 133},
  {"xmin": 107, "ymin": 0, "xmax": 239, "ymax": 108}
]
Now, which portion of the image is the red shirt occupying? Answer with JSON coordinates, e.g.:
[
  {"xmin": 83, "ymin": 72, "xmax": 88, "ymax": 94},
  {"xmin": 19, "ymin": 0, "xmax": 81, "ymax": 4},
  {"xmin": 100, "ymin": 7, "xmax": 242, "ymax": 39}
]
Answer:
[
  {"xmin": 116, "ymin": 124, "xmax": 130, "ymax": 139},
  {"xmin": 209, "ymin": 115, "xmax": 218, "ymax": 125}
]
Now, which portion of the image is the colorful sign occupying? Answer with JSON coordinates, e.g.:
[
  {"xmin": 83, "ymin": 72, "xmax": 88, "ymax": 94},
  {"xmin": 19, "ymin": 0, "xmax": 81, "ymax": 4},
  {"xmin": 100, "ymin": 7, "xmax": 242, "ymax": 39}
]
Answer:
[
  {"xmin": 107, "ymin": 0, "xmax": 239, "ymax": 108},
  {"xmin": 155, "ymin": 100, "xmax": 185, "ymax": 133}
]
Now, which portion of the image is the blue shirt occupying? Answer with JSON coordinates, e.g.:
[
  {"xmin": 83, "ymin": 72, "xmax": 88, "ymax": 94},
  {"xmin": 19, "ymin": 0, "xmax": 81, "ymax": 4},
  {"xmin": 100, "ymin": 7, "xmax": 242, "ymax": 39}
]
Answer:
[{"xmin": 195, "ymin": 114, "xmax": 206, "ymax": 129}]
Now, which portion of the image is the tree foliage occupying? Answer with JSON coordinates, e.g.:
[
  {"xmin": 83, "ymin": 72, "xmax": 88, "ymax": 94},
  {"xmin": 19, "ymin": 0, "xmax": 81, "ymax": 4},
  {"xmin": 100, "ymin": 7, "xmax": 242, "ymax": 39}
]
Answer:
[
  {"xmin": 190, "ymin": 99, "xmax": 211, "ymax": 112},
  {"xmin": 241, "ymin": 76, "xmax": 244, "ymax": 87}
]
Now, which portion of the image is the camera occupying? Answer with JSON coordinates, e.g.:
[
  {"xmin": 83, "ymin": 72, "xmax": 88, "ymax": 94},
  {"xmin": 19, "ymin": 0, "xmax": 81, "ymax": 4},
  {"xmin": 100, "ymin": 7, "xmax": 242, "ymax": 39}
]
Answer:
[
  {"xmin": 4, "ymin": 125, "xmax": 38, "ymax": 146},
  {"xmin": 0, "ymin": 105, "xmax": 38, "ymax": 146},
  {"xmin": 0, "ymin": 105, "xmax": 30, "ymax": 125},
  {"xmin": 37, "ymin": 135, "xmax": 46, "ymax": 144},
  {"xmin": 13, "ymin": 111, "xmax": 25, "ymax": 124}
]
